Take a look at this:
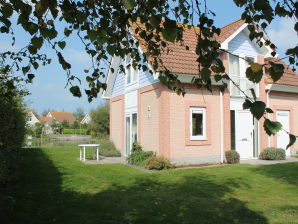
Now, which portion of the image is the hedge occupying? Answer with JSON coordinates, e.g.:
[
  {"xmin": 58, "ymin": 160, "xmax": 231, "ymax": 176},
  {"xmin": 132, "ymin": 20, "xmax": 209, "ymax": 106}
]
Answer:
[{"xmin": 62, "ymin": 128, "xmax": 88, "ymax": 135}]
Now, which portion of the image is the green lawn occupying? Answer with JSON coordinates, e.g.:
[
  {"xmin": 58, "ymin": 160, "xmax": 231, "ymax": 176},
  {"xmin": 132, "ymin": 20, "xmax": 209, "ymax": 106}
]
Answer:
[{"xmin": 3, "ymin": 146, "xmax": 298, "ymax": 224}]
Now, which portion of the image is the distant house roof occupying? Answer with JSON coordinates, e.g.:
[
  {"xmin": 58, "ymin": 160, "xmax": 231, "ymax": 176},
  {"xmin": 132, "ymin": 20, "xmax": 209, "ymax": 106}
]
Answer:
[
  {"xmin": 38, "ymin": 116, "xmax": 54, "ymax": 124},
  {"xmin": 264, "ymin": 58, "xmax": 298, "ymax": 87},
  {"xmin": 47, "ymin": 111, "xmax": 76, "ymax": 123},
  {"xmin": 24, "ymin": 109, "xmax": 37, "ymax": 115}
]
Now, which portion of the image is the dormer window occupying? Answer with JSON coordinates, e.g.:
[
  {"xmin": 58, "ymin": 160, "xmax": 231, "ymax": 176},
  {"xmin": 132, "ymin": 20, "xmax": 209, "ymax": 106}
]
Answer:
[
  {"xmin": 125, "ymin": 55, "xmax": 138, "ymax": 85},
  {"xmin": 229, "ymin": 54, "xmax": 259, "ymax": 98}
]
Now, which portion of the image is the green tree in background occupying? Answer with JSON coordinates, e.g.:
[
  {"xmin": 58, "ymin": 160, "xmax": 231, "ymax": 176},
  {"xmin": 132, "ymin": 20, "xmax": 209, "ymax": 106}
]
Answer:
[
  {"xmin": 73, "ymin": 107, "xmax": 85, "ymax": 119},
  {"xmin": 89, "ymin": 104, "xmax": 109, "ymax": 137}
]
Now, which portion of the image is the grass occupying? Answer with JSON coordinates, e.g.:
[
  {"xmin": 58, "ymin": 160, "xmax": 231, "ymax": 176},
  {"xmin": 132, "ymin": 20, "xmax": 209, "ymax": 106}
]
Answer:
[{"xmin": 2, "ymin": 146, "xmax": 298, "ymax": 224}]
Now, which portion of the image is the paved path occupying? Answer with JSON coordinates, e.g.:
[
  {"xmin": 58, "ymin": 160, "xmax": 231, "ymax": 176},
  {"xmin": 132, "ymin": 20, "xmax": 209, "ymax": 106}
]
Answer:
[{"xmin": 240, "ymin": 157, "xmax": 298, "ymax": 165}]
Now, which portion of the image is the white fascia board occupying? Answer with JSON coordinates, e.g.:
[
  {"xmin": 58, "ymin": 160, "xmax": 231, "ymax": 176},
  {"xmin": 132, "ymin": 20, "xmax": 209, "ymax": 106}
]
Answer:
[
  {"xmin": 174, "ymin": 73, "xmax": 227, "ymax": 86},
  {"xmin": 102, "ymin": 56, "xmax": 121, "ymax": 99},
  {"xmin": 266, "ymin": 84, "xmax": 298, "ymax": 93},
  {"xmin": 221, "ymin": 23, "xmax": 248, "ymax": 50}
]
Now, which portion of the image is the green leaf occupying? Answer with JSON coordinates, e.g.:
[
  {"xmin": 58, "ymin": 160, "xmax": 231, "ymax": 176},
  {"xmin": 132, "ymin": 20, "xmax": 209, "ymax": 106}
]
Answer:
[
  {"xmin": 162, "ymin": 18, "xmax": 178, "ymax": 43},
  {"xmin": 122, "ymin": 0, "xmax": 136, "ymax": 10},
  {"xmin": 268, "ymin": 62, "xmax": 284, "ymax": 82},
  {"xmin": 246, "ymin": 67, "xmax": 263, "ymax": 83},
  {"xmin": 31, "ymin": 37, "xmax": 43, "ymax": 49},
  {"xmin": 70, "ymin": 86, "xmax": 82, "ymax": 97},
  {"xmin": 243, "ymin": 99, "xmax": 252, "ymax": 110},
  {"xmin": 265, "ymin": 108, "xmax": 274, "ymax": 113},
  {"xmin": 64, "ymin": 28, "xmax": 72, "ymax": 37},
  {"xmin": 27, "ymin": 73, "xmax": 35, "ymax": 80},
  {"xmin": 200, "ymin": 67, "xmax": 211, "ymax": 82},
  {"xmin": 250, "ymin": 101, "xmax": 266, "ymax": 120},
  {"xmin": 286, "ymin": 134, "xmax": 296, "ymax": 149},
  {"xmin": 263, "ymin": 119, "xmax": 282, "ymax": 136},
  {"xmin": 22, "ymin": 66, "xmax": 30, "ymax": 74},
  {"xmin": 214, "ymin": 75, "xmax": 222, "ymax": 82},
  {"xmin": 107, "ymin": 45, "xmax": 116, "ymax": 55},
  {"xmin": 28, "ymin": 45, "xmax": 37, "ymax": 54},
  {"xmin": 47, "ymin": 28, "xmax": 58, "ymax": 39},
  {"xmin": 58, "ymin": 41, "xmax": 66, "ymax": 50}
]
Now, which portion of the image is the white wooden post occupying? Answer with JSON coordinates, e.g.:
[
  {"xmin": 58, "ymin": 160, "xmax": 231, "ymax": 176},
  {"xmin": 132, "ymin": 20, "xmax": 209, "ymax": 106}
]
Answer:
[
  {"xmin": 80, "ymin": 147, "xmax": 82, "ymax": 160},
  {"xmin": 83, "ymin": 146, "xmax": 86, "ymax": 161},
  {"xmin": 96, "ymin": 146, "xmax": 99, "ymax": 161}
]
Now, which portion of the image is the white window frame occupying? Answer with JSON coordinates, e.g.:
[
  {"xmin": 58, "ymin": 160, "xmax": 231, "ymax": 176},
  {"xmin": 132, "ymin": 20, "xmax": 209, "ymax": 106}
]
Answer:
[
  {"xmin": 189, "ymin": 107, "xmax": 206, "ymax": 140},
  {"xmin": 229, "ymin": 53, "xmax": 259, "ymax": 98},
  {"xmin": 125, "ymin": 56, "xmax": 138, "ymax": 86}
]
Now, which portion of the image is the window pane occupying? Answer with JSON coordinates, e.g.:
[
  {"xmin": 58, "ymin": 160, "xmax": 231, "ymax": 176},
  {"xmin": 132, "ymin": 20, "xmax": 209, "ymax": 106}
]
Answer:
[
  {"xmin": 126, "ymin": 117, "xmax": 131, "ymax": 154},
  {"xmin": 192, "ymin": 113, "xmax": 203, "ymax": 136},
  {"xmin": 132, "ymin": 113, "xmax": 137, "ymax": 143},
  {"xmin": 126, "ymin": 67, "xmax": 131, "ymax": 84},
  {"xmin": 229, "ymin": 54, "xmax": 240, "ymax": 77}
]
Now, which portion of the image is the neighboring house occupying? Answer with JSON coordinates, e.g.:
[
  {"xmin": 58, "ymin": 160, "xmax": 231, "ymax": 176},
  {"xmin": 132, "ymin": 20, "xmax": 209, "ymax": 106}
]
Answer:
[
  {"xmin": 38, "ymin": 116, "xmax": 55, "ymax": 134},
  {"xmin": 80, "ymin": 114, "xmax": 91, "ymax": 124},
  {"xmin": 46, "ymin": 111, "xmax": 76, "ymax": 124},
  {"xmin": 24, "ymin": 109, "xmax": 40, "ymax": 127},
  {"xmin": 103, "ymin": 19, "xmax": 298, "ymax": 164}
]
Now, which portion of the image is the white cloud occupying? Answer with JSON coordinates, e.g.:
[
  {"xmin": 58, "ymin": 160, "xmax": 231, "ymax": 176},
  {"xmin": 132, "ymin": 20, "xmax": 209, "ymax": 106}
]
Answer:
[
  {"xmin": 64, "ymin": 48, "xmax": 92, "ymax": 67},
  {"xmin": 267, "ymin": 18, "xmax": 298, "ymax": 54}
]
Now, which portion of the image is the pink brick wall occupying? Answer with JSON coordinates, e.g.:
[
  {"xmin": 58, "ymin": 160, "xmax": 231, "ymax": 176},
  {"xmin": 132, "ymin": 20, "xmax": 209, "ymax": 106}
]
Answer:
[
  {"xmin": 168, "ymin": 86, "xmax": 222, "ymax": 161},
  {"xmin": 138, "ymin": 84, "xmax": 161, "ymax": 154},
  {"xmin": 110, "ymin": 96, "xmax": 124, "ymax": 154}
]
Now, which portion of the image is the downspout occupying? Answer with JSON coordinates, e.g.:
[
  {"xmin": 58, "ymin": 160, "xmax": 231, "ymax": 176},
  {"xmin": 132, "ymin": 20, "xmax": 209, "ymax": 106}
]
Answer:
[
  {"xmin": 266, "ymin": 84, "xmax": 272, "ymax": 147},
  {"xmin": 220, "ymin": 90, "xmax": 224, "ymax": 163}
]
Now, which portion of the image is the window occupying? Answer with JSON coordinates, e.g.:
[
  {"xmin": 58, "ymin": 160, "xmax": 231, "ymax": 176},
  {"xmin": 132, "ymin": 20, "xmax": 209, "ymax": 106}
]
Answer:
[
  {"xmin": 125, "ymin": 56, "xmax": 137, "ymax": 85},
  {"xmin": 229, "ymin": 54, "xmax": 259, "ymax": 97},
  {"xmin": 229, "ymin": 54, "xmax": 240, "ymax": 96},
  {"xmin": 190, "ymin": 107, "xmax": 206, "ymax": 140}
]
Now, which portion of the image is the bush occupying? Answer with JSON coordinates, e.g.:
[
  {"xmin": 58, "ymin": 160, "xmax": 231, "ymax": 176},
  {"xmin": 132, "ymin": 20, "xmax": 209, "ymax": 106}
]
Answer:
[
  {"xmin": 127, "ymin": 143, "xmax": 155, "ymax": 166},
  {"xmin": 132, "ymin": 142, "xmax": 142, "ymax": 152},
  {"xmin": 99, "ymin": 139, "xmax": 120, "ymax": 157},
  {"xmin": 144, "ymin": 156, "xmax": 175, "ymax": 170},
  {"xmin": 225, "ymin": 150, "xmax": 240, "ymax": 164},
  {"xmin": 259, "ymin": 147, "xmax": 286, "ymax": 160}
]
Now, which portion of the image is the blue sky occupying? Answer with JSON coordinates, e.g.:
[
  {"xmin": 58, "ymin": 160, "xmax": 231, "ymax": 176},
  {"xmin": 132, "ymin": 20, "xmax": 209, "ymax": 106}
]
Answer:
[{"xmin": 1, "ymin": 1, "xmax": 297, "ymax": 115}]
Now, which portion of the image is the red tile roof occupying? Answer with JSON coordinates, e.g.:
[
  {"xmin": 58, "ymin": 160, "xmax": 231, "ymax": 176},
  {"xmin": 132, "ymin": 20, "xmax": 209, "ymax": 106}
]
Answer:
[
  {"xmin": 131, "ymin": 19, "xmax": 298, "ymax": 87},
  {"xmin": 130, "ymin": 19, "xmax": 246, "ymax": 75},
  {"xmin": 48, "ymin": 112, "xmax": 76, "ymax": 123}
]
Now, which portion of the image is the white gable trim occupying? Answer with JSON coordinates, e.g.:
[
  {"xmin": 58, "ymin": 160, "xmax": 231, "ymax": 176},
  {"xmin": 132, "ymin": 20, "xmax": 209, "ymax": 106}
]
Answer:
[
  {"xmin": 221, "ymin": 23, "xmax": 273, "ymax": 57},
  {"xmin": 221, "ymin": 23, "xmax": 248, "ymax": 50}
]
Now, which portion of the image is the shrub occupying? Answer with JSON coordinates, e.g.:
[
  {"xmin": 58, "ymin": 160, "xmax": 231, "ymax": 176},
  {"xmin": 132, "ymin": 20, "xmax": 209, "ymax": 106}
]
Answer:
[
  {"xmin": 225, "ymin": 150, "xmax": 240, "ymax": 164},
  {"xmin": 132, "ymin": 142, "xmax": 142, "ymax": 152},
  {"xmin": 259, "ymin": 147, "xmax": 286, "ymax": 160},
  {"xmin": 99, "ymin": 139, "xmax": 120, "ymax": 157},
  {"xmin": 144, "ymin": 156, "xmax": 175, "ymax": 170},
  {"xmin": 127, "ymin": 143, "xmax": 155, "ymax": 166},
  {"xmin": 62, "ymin": 128, "xmax": 87, "ymax": 135}
]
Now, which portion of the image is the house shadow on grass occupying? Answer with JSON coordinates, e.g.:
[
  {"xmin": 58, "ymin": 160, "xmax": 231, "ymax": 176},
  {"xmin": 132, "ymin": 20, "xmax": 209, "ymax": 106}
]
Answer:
[{"xmin": 3, "ymin": 148, "xmax": 268, "ymax": 224}]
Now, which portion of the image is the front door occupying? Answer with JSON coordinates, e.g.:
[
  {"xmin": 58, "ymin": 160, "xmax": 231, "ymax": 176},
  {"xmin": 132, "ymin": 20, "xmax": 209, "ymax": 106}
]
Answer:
[
  {"xmin": 125, "ymin": 113, "xmax": 137, "ymax": 156},
  {"xmin": 235, "ymin": 110, "xmax": 254, "ymax": 159},
  {"xmin": 276, "ymin": 110, "xmax": 290, "ymax": 156}
]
